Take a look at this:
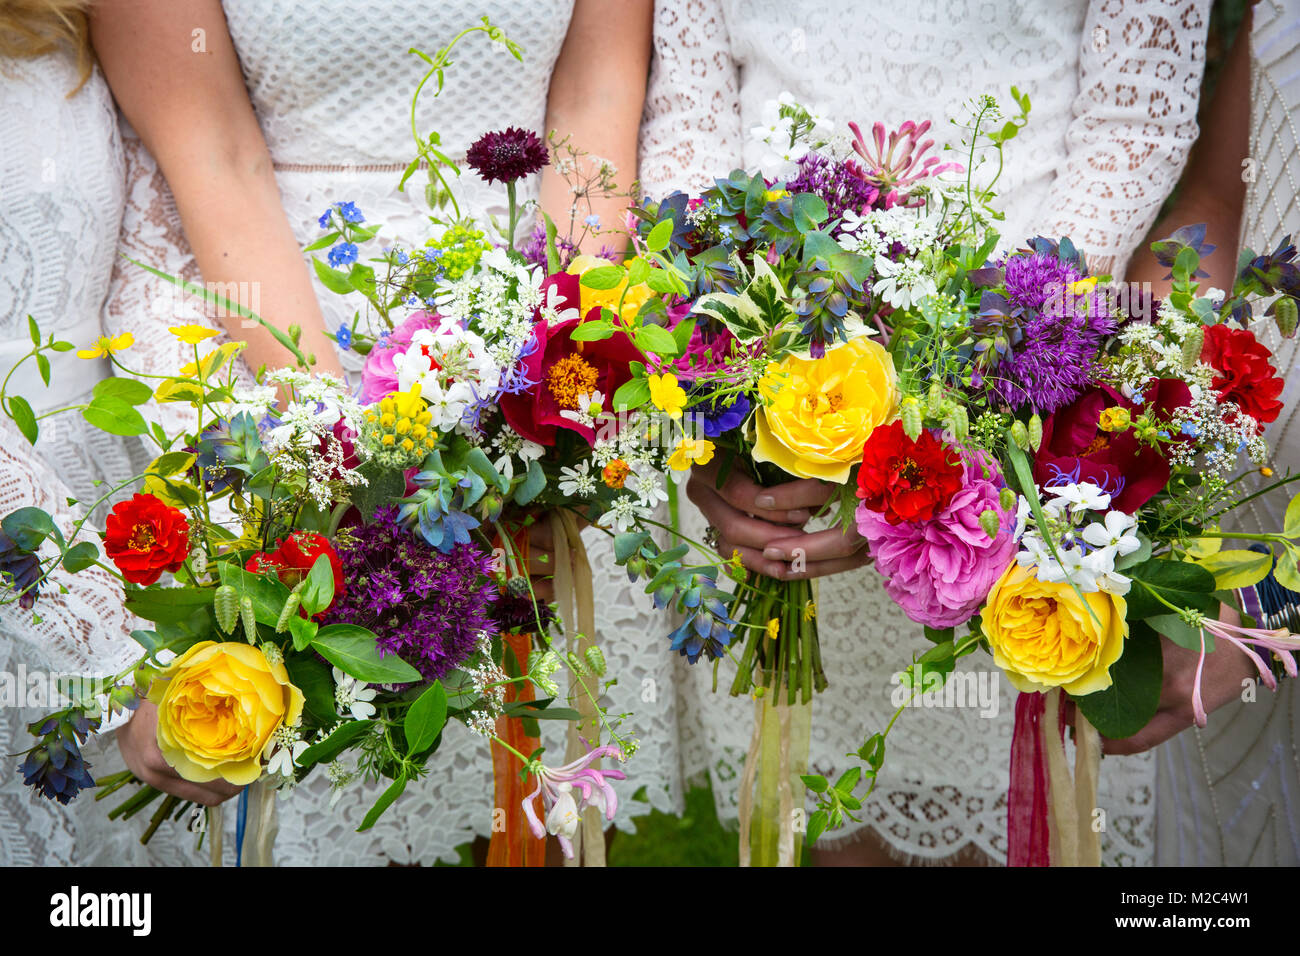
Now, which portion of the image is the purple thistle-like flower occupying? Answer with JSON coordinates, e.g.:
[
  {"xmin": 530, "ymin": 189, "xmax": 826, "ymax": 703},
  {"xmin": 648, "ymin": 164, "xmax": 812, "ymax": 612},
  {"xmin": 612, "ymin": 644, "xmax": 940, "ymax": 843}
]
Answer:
[
  {"xmin": 323, "ymin": 507, "xmax": 496, "ymax": 681},
  {"xmin": 988, "ymin": 254, "xmax": 1116, "ymax": 414},
  {"xmin": 466, "ymin": 127, "xmax": 549, "ymax": 185},
  {"xmin": 520, "ymin": 223, "xmax": 578, "ymax": 271},
  {"xmin": 0, "ymin": 528, "xmax": 43, "ymax": 610},
  {"xmin": 788, "ymin": 151, "xmax": 879, "ymax": 228}
]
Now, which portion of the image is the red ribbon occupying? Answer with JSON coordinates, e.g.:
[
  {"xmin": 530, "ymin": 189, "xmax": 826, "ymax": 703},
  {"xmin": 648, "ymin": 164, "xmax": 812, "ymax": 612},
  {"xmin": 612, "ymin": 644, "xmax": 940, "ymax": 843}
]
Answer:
[{"xmin": 1007, "ymin": 691, "xmax": 1051, "ymax": 866}]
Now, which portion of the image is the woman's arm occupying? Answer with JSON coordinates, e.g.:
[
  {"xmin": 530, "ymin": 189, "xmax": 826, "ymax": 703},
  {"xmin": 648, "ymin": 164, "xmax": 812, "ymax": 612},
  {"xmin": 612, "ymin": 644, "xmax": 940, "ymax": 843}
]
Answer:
[
  {"xmin": 89, "ymin": 0, "xmax": 341, "ymax": 377},
  {"xmin": 1125, "ymin": 6, "xmax": 1253, "ymax": 296},
  {"xmin": 540, "ymin": 0, "xmax": 654, "ymax": 254}
]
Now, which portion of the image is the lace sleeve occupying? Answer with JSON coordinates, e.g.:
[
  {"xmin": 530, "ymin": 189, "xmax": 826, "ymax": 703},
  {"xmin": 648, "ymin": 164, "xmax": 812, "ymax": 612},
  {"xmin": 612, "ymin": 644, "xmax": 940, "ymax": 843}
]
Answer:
[
  {"xmin": 0, "ymin": 417, "xmax": 140, "ymax": 678},
  {"xmin": 1045, "ymin": 0, "xmax": 1213, "ymax": 280},
  {"xmin": 637, "ymin": 0, "xmax": 744, "ymax": 200},
  {"xmin": 102, "ymin": 126, "xmax": 251, "ymax": 439}
]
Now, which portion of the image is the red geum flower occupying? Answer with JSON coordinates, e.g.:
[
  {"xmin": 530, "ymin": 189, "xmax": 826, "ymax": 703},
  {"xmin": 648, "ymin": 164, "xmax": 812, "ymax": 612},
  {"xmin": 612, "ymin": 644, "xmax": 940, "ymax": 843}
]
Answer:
[
  {"xmin": 246, "ymin": 531, "xmax": 345, "ymax": 616},
  {"xmin": 499, "ymin": 272, "xmax": 642, "ymax": 446},
  {"xmin": 104, "ymin": 493, "xmax": 190, "ymax": 585},
  {"xmin": 1200, "ymin": 323, "xmax": 1283, "ymax": 433},
  {"xmin": 1033, "ymin": 379, "xmax": 1192, "ymax": 513},
  {"xmin": 856, "ymin": 421, "xmax": 965, "ymax": 524}
]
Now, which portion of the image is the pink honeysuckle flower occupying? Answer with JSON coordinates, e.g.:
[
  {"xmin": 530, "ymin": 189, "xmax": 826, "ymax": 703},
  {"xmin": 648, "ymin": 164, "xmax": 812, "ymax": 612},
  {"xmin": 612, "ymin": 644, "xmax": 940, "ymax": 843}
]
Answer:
[
  {"xmin": 848, "ymin": 119, "xmax": 964, "ymax": 208},
  {"xmin": 521, "ymin": 743, "xmax": 626, "ymax": 858},
  {"xmin": 1192, "ymin": 617, "xmax": 1300, "ymax": 726}
]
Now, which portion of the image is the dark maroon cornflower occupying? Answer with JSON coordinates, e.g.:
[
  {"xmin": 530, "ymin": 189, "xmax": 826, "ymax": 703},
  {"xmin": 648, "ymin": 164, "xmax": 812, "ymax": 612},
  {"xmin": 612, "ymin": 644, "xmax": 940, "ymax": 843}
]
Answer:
[
  {"xmin": 323, "ymin": 507, "xmax": 496, "ymax": 681},
  {"xmin": 788, "ymin": 152, "xmax": 879, "ymax": 230},
  {"xmin": 490, "ymin": 576, "xmax": 557, "ymax": 633},
  {"xmin": 466, "ymin": 127, "xmax": 549, "ymax": 185}
]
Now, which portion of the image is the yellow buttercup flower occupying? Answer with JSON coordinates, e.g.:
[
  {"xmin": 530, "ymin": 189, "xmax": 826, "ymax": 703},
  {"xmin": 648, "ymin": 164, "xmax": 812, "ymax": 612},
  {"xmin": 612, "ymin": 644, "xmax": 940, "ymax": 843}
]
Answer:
[
  {"xmin": 648, "ymin": 372, "xmax": 687, "ymax": 420},
  {"xmin": 1067, "ymin": 277, "xmax": 1098, "ymax": 295},
  {"xmin": 1097, "ymin": 406, "xmax": 1131, "ymax": 433},
  {"xmin": 667, "ymin": 435, "xmax": 715, "ymax": 471},
  {"xmin": 146, "ymin": 641, "xmax": 305, "ymax": 786},
  {"xmin": 765, "ymin": 618, "xmax": 780, "ymax": 640},
  {"xmin": 567, "ymin": 253, "xmax": 654, "ymax": 322},
  {"xmin": 752, "ymin": 337, "xmax": 897, "ymax": 483},
  {"xmin": 980, "ymin": 563, "xmax": 1128, "ymax": 696},
  {"xmin": 169, "ymin": 324, "xmax": 221, "ymax": 345},
  {"xmin": 76, "ymin": 333, "xmax": 133, "ymax": 360}
]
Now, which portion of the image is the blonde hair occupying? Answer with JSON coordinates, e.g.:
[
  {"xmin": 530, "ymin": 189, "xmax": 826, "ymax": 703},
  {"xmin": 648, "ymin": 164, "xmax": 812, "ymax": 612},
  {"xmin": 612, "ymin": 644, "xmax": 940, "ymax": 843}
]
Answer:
[{"xmin": 0, "ymin": 0, "xmax": 93, "ymax": 94}]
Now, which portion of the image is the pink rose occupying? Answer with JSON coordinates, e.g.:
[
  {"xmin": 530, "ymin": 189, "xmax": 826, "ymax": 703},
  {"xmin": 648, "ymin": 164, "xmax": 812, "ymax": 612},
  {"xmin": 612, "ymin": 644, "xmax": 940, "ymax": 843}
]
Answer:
[
  {"xmin": 855, "ymin": 452, "xmax": 1016, "ymax": 629},
  {"xmin": 360, "ymin": 310, "xmax": 442, "ymax": 403}
]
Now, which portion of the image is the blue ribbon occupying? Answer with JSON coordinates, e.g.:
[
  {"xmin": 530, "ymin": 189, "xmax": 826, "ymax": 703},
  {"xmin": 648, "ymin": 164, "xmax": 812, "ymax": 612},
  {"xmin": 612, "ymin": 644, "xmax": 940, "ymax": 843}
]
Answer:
[{"xmin": 235, "ymin": 785, "xmax": 249, "ymax": 868}]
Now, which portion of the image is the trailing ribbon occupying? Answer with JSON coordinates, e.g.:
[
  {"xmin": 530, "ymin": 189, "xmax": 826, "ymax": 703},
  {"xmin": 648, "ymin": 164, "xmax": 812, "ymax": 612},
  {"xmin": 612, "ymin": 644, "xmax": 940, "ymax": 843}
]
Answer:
[
  {"xmin": 487, "ymin": 631, "xmax": 546, "ymax": 867},
  {"xmin": 550, "ymin": 510, "xmax": 605, "ymax": 867},
  {"xmin": 232, "ymin": 779, "xmax": 277, "ymax": 867},
  {"xmin": 209, "ymin": 803, "xmax": 223, "ymax": 867},
  {"xmin": 1006, "ymin": 689, "xmax": 1101, "ymax": 867},
  {"xmin": 738, "ymin": 694, "xmax": 811, "ymax": 867}
]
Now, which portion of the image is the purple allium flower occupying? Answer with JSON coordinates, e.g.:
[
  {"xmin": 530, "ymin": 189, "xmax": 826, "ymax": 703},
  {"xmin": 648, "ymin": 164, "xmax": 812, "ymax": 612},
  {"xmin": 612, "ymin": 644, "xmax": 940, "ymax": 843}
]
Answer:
[
  {"xmin": 988, "ymin": 252, "xmax": 1116, "ymax": 414},
  {"xmin": 323, "ymin": 507, "xmax": 496, "ymax": 681},
  {"xmin": 466, "ymin": 127, "xmax": 549, "ymax": 185},
  {"xmin": 788, "ymin": 151, "xmax": 879, "ymax": 228}
]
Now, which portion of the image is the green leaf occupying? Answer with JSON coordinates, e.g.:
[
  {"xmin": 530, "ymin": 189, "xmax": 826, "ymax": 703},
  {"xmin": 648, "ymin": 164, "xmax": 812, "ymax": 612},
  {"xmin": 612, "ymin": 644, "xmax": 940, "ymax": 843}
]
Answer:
[
  {"xmin": 513, "ymin": 457, "xmax": 546, "ymax": 506},
  {"xmin": 612, "ymin": 376, "xmax": 651, "ymax": 412},
  {"xmin": 578, "ymin": 266, "xmax": 626, "ymax": 291},
  {"xmin": 1274, "ymin": 547, "xmax": 1300, "ymax": 592},
  {"xmin": 614, "ymin": 531, "xmax": 650, "ymax": 563},
  {"xmin": 36, "ymin": 353, "xmax": 50, "ymax": 387},
  {"xmin": 1284, "ymin": 493, "xmax": 1300, "ymax": 538},
  {"xmin": 670, "ymin": 317, "xmax": 697, "ymax": 354},
  {"xmin": 1194, "ymin": 549, "xmax": 1273, "ymax": 590},
  {"xmin": 92, "ymin": 377, "xmax": 154, "ymax": 406},
  {"xmin": 645, "ymin": 218, "xmax": 674, "ymax": 253},
  {"xmin": 352, "ymin": 460, "xmax": 408, "ymax": 521},
  {"xmin": 312, "ymin": 257, "xmax": 355, "ymax": 295},
  {"xmin": 356, "ymin": 774, "xmax": 407, "ymax": 832},
  {"xmin": 1126, "ymin": 558, "xmax": 1218, "ymax": 619},
  {"xmin": 1072, "ymin": 621, "xmax": 1163, "ymax": 739},
  {"xmin": 2, "ymin": 507, "xmax": 55, "ymax": 550},
  {"xmin": 298, "ymin": 719, "xmax": 372, "ymax": 768},
  {"xmin": 124, "ymin": 586, "xmax": 214, "ymax": 625},
  {"xmin": 543, "ymin": 212, "xmax": 561, "ymax": 275},
  {"xmin": 284, "ymin": 653, "xmax": 337, "ymax": 724},
  {"xmin": 404, "ymin": 681, "xmax": 447, "ymax": 756},
  {"xmin": 300, "ymin": 553, "xmax": 336, "ymax": 618},
  {"xmin": 82, "ymin": 396, "xmax": 148, "ymax": 436},
  {"xmin": 135, "ymin": 606, "xmax": 212, "ymax": 660},
  {"xmin": 634, "ymin": 324, "xmax": 678, "ymax": 357},
  {"xmin": 807, "ymin": 808, "xmax": 830, "ymax": 843},
  {"xmin": 8, "ymin": 395, "xmax": 38, "ymax": 445},
  {"xmin": 569, "ymin": 320, "xmax": 616, "ymax": 342},
  {"xmin": 625, "ymin": 257, "xmax": 651, "ymax": 287},
  {"xmin": 49, "ymin": 341, "xmax": 75, "ymax": 353},
  {"xmin": 28, "ymin": 316, "xmax": 40, "ymax": 346},
  {"xmin": 1147, "ymin": 613, "xmax": 1207, "ymax": 651},
  {"xmin": 61, "ymin": 541, "xmax": 99, "ymax": 573},
  {"xmin": 800, "ymin": 774, "xmax": 828, "ymax": 793},
  {"xmin": 1173, "ymin": 246, "xmax": 1200, "ymax": 281},
  {"xmin": 287, "ymin": 614, "xmax": 318, "ymax": 652},
  {"xmin": 791, "ymin": 192, "xmax": 829, "ymax": 232},
  {"xmin": 303, "ymin": 231, "xmax": 341, "ymax": 252},
  {"xmin": 312, "ymin": 623, "xmax": 422, "ymax": 684}
]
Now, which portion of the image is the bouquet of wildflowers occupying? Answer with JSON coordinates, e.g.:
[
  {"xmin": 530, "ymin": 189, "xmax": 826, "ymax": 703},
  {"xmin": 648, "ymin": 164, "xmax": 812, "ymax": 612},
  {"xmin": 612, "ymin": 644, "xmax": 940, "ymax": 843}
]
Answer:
[{"xmin": 618, "ymin": 89, "xmax": 1300, "ymax": 865}]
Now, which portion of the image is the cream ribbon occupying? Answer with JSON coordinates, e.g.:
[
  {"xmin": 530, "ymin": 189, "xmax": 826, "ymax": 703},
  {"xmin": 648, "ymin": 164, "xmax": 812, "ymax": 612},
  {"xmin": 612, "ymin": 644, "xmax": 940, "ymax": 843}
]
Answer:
[
  {"xmin": 550, "ymin": 511, "xmax": 605, "ymax": 867},
  {"xmin": 1042, "ymin": 688, "xmax": 1102, "ymax": 867}
]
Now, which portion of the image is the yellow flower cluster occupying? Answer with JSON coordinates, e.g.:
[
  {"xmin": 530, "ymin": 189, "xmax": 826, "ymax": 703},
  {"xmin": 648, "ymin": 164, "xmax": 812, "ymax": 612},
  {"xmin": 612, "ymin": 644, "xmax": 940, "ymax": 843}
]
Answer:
[
  {"xmin": 424, "ymin": 224, "xmax": 489, "ymax": 280},
  {"xmin": 361, "ymin": 384, "xmax": 438, "ymax": 468}
]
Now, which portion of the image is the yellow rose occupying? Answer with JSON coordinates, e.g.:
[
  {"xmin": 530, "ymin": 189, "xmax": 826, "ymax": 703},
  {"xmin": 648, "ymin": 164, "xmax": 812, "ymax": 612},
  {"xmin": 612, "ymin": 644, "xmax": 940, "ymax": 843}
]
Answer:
[
  {"xmin": 752, "ymin": 337, "xmax": 897, "ymax": 483},
  {"xmin": 567, "ymin": 254, "xmax": 654, "ymax": 322},
  {"xmin": 147, "ymin": 641, "xmax": 305, "ymax": 786},
  {"xmin": 980, "ymin": 563, "xmax": 1128, "ymax": 696}
]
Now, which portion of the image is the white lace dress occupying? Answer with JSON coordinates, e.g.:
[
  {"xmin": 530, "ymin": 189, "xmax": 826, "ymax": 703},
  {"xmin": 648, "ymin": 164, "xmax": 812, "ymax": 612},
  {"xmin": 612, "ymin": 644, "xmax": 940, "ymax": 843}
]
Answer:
[
  {"xmin": 0, "ymin": 52, "xmax": 162, "ymax": 866},
  {"xmin": 99, "ymin": 0, "xmax": 689, "ymax": 866},
  {"xmin": 1154, "ymin": 0, "xmax": 1300, "ymax": 866},
  {"xmin": 638, "ymin": 0, "xmax": 1211, "ymax": 864}
]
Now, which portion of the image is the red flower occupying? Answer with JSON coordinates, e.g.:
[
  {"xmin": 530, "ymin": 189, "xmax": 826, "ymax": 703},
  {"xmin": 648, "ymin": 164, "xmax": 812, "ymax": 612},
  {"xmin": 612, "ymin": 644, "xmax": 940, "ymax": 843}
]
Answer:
[
  {"xmin": 1200, "ymin": 323, "xmax": 1283, "ymax": 433},
  {"xmin": 246, "ymin": 531, "xmax": 345, "ymax": 616},
  {"xmin": 104, "ymin": 493, "xmax": 190, "ymax": 585},
  {"xmin": 499, "ymin": 272, "xmax": 642, "ymax": 446},
  {"xmin": 856, "ymin": 421, "xmax": 965, "ymax": 524},
  {"xmin": 1033, "ymin": 379, "xmax": 1191, "ymax": 513}
]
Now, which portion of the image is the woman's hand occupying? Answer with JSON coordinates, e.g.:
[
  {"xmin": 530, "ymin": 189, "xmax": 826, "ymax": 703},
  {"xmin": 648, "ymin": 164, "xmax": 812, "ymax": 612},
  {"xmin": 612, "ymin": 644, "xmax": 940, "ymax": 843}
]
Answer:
[
  {"xmin": 686, "ymin": 461, "xmax": 872, "ymax": 580},
  {"xmin": 117, "ymin": 700, "xmax": 243, "ymax": 806},
  {"xmin": 1102, "ymin": 605, "xmax": 1256, "ymax": 755}
]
